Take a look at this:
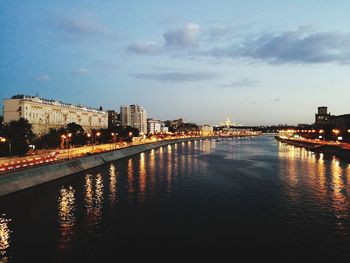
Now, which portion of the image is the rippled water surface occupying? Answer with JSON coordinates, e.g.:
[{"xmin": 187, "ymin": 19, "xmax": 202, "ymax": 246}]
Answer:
[{"xmin": 1, "ymin": 136, "xmax": 350, "ymax": 261}]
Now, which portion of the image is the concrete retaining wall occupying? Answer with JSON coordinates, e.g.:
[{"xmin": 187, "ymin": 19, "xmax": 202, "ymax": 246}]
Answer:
[{"xmin": 0, "ymin": 137, "xmax": 214, "ymax": 197}]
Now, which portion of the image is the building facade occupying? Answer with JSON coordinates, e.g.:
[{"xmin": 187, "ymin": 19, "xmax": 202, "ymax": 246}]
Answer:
[
  {"xmin": 147, "ymin": 119, "xmax": 162, "ymax": 134},
  {"xmin": 107, "ymin": 110, "xmax": 120, "ymax": 129},
  {"xmin": 3, "ymin": 95, "xmax": 108, "ymax": 135},
  {"xmin": 120, "ymin": 104, "xmax": 147, "ymax": 134},
  {"xmin": 315, "ymin": 106, "xmax": 331, "ymax": 126}
]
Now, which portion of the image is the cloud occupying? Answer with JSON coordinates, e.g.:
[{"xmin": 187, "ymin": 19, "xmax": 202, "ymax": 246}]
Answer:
[
  {"xmin": 207, "ymin": 28, "xmax": 350, "ymax": 64},
  {"xmin": 71, "ymin": 67, "xmax": 89, "ymax": 75},
  {"xmin": 35, "ymin": 74, "xmax": 50, "ymax": 81},
  {"xmin": 48, "ymin": 11, "xmax": 115, "ymax": 41},
  {"xmin": 274, "ymin": 98, "xmax": 280, "ymax": 102},
  {"xmin": 206, "ymin": 25, "xmax": 236, "ymax": 41},
  {"xmin": 127, "ymin": 41, "xmax": 163, "ymax": 55},
  {"xmin": 217, "ymin": 79, "xmax": 259, "ymax": 88},
  {"xmin": 94, "ymin": 60, "xmax": 118, "ymax": 70},
  {"xmin": 131, "ymin": 71, "xmax": 218, "ymax": 83},
  {"xmin": 164, "ymin": 23, "xmax": 201, "ymax": 48}
]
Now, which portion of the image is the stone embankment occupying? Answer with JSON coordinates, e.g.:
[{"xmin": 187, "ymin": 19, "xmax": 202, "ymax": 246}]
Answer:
[
  {"xmin": 275, "ymin": 136, "xmax": 350, "ymax": 161},
  {"xmin": 0, "ymin": 137, "xmax": 209, "ymax": 197}
]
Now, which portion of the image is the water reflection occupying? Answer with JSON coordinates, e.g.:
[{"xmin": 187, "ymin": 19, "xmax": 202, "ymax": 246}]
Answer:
[
  {"xmin": 127, "ymin": 159, "xmax": 134, "ymax": 194},
  {"xmin": 0, "ymin": 215, "xmax": 11, "ymax": 261},
  {"xmin": 84, "ymin": 173, "xmax": 104, "ymax": 225},
  {"xmin": 139, "ymin": 153, "xmax": 146, "ymax": 200},
  {"xmin": 109, "ymin": 164, "xmax": 117, "ymax": 205},
  {"xmin": 167, "ymin": 145, "xmax": 173, "ymax": 193},
  {"xmin": 57, "ymin": 186, "xmax": 76, "ymax": 249},
  {"xmin": 149, "ymin": 149, "xmax": 156, "ymax": 191},
  {"xmin": 278, "ymin": 143, "xmax": 350, "ymax": 231},
  {"xmin": 95, "ymin": 174, "xmax": 104, "ymax": 221}
]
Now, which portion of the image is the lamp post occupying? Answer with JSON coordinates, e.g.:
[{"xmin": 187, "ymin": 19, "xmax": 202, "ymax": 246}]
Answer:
[
  {"xmin": 0, "ymin": 137, "xmax": 12, "ymax": 164},
  {"xmin": 111, "ymin": 132, "xmax": 118, "ymax": 149},
  {"xmin": 96, "ymin": 131, "xmax": 101, "ymax": 146},
  {"xmin": 67, "ymin": 133, "xmax": 72, "ymax": 158},
  {"xmin": 332, "ymin": 129, "xmax": 340, "ymax": 142},
  {"xmin": 318, "ymin": 129, "xmax": 324, "ymax": 141},
  {"xmin": 89, "ymin": 131, "xmax": 101, "ymax": 153},
  {"xmin": 61, "ymin": 133, "xmax": 72, "ymax": 159}
]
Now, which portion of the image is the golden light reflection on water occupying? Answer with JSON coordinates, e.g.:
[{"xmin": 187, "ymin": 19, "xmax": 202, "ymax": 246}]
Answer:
[
  {"xmin": 158, "ymin": 147, "xmax": 164, "ymax": 184},
  {"xmin": 330, "ymin": 158, "xmax": 348, "ymax": 223},
  {"xmin": 128, "ymin": 159, "xmax": 134, "ymax": 194},
  {"xmin": 201, "ymin": 140, "xmax": 213, "ymax": 154},
  {"xmin": 167, "ymin": 145, "xmax": 173, "ymax": 192},
  {"xmin": 139, "ymin": 153, "xmax": 146, "ymax": 200},
  {"xmin": 0, "ymin": 215, "xmax": 11, "ymax": 260},
  {"xmin": 278, "ymin": 143, "xmax": 350, "ymax": 231},
  {"xmin": 95, "ymin": 174, "xmax": 104, "ymax": 220},
  {"xmin": 58, "ymin": 186, "xmax": 76, "ymax": 227},
  {"xmin": 84, "ymin": 173, "xmax": 104, "ymax": 225},
  {"xmin": 109, "ymin": 164, "xmax": 117, "ymax": 205},
  {"xmin": 57, "ymin": 186, "xmax": 76, "ymax": 249},
  {"xmin": 85, "ymin": 174, "xmax": 93, "ymax": 212},
  {"xmin": 149, "ymin": 149, "xmax": 156, "ymax": 191}
]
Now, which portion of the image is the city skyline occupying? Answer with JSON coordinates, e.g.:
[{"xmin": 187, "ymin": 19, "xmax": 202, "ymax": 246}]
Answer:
[{"xmin": 1, "ymin": 1, "xmax": 350, "ymax": 125}]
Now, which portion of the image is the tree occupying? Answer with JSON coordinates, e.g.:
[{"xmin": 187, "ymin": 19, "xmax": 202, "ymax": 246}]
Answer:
[
  {"xmin": 66, "ymin": 122, "xmax": 86, "ymax": 146},
  {"xmin": 1, "ymin": 118, "xmax": 34, "ymax": 156},
  {"xmin": 43, "ymin": 128, "xmax": 62, "ymax": 148}
]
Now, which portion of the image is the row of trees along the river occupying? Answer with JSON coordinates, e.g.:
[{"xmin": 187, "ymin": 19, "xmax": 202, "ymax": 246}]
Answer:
[{"xmin": 0, "ymin": 118, "xmax": 139, "ymax": 157}]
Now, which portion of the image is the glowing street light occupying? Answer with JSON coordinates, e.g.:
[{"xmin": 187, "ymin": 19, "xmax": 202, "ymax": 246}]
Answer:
[
  {"xmin": 111, "ymin": 132, "xmax": 118, "ymax": 149},
  {"xmin": 0, "ymin": 137, "xmax": 12, "ymax": 164},
  {"xmin": 332, "ymin": 129, "xmax": 340, "ymax": 135}
]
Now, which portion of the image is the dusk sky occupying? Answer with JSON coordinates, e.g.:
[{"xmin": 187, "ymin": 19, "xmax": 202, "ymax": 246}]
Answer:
[{"xmin": 1, "ymin": 0, "xmax": 350, "ymax": 125}]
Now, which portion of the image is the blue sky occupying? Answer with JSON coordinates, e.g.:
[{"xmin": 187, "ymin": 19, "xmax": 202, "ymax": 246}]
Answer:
[{"xmin": 1, "ymin": 0, "xmax": 350, "ymax": 125}]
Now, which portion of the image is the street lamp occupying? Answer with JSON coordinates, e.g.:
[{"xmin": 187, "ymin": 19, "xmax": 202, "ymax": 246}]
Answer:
[
  {"xmin": 61, "ymin": 133, "xmax": 72, "ymax": 159},
  {"xmin": 111, "ymin": 132, "xmax": 118, "ymax": 149},
  {"xmin": 332, "ymin": 129, "xmax": 340, "ymax": 142},
  {"xmin": 0, "ymin": 137, "xmax": 12, "ymax": 164}
]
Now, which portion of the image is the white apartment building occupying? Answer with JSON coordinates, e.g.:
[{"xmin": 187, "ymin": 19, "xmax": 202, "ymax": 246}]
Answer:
[
  {"xmin": 120, "ymin": 104, "xmax": 147, "ymax": 134},
  {"xmin": 3, "ymin": 95, "xmax": 108, "ymax": 135},
  {"xmin": 147, "ymin": 119, "xmax": 162, "ymax": 134}
]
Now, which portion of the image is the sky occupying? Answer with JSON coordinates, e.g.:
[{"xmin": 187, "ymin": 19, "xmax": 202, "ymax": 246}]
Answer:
[{"xmin": 1, "ymin": 0, "xmax": 350, "ymax": 125}]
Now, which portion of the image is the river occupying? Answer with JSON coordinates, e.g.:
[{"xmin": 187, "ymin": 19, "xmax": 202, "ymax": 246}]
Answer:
[{"xmin": 1, "ymin": 135, "xmax": 350, "ymax": 261}]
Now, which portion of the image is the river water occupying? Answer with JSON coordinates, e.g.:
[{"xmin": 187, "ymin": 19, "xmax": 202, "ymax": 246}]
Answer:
[{"xmin": 1, "ymin": 136, "xmax": 350, "ymax": 261}]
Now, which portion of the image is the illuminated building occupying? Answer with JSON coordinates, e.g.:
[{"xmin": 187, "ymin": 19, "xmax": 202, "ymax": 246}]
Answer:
[
  {"xmin": 3, "ymin": 95, "xmax": 108, "ymax": 135},
  {"xmin": 147, "ymin": 119, "xmax": 162, "ymax": 134},
  {"xmin": 198, "ymin": 125, "xmax": 214, "ymax": 135},
  {"xmin": 120, "ymin": 104, "xmax": 147, "ymax": 133}
]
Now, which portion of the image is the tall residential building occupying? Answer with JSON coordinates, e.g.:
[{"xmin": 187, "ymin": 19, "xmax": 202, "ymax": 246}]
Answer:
[
  {"xmin": 3, "ymin": 95, "xmax": 108, "ymax": 135},
  {"xmin": 120, "ymin": 104, "xmax": 147, "ymax": 133}
]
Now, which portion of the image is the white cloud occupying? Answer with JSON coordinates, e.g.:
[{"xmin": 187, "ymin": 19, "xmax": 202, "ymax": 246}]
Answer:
[
  {"xmin": 48, "ymin": 11, "xmax": 116, "ymax": 41},
  {"xmin": 127, "ymin": 41, "xmax": 163, "ymax": 55},
  {"xmin": 35, "ymin": 74, "xmax": 50, "ymax": 81},
  {"xmin": 71, "ymin": 67, "xmax": 89, "ymax": 75},
  {"xmin": 164, "ymin": 23, "xmax": 201, "ymax": 48},
  {"xmin": 207, "ymin": 28, "xmax": 350, "ymax": 65},
  {"xmin": 131, "ymin": 70, "xmax": 218, "ymax": 83},
  {"xmin": 217, "ymin": 79, "xmax": 259, "ymax": 88}
]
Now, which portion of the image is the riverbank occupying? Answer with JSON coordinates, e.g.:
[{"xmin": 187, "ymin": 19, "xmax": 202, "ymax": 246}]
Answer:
[
  {"xmin": 275, "ymin": 136, "xmax": 350, "ymax": 161},
  {"xmin": 0, "ymin": 135, "xmax": 260, "ymax": 197}
]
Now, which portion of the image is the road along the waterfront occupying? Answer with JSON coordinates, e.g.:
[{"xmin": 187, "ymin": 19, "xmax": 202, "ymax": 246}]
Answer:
[{"xmin": 0, "ymin": 136, "xmax": 224, "ymax": 197}]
